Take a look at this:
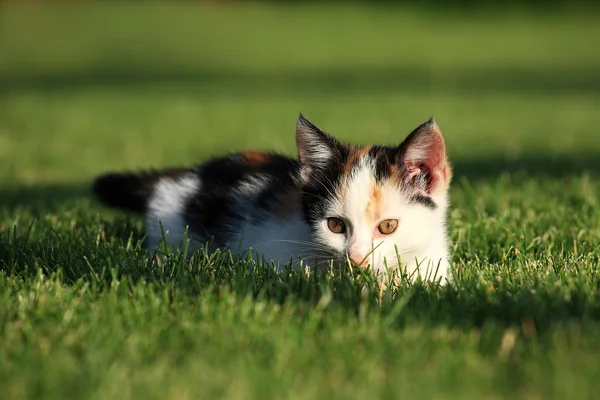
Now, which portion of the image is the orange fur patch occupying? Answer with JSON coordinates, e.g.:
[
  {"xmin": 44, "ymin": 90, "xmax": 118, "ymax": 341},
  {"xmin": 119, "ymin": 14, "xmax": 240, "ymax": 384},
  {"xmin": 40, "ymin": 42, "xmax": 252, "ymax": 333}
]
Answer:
[
  {"xmin": 441, "ymin": 161, "xmax": 453, "ymax": 188},
  {"xmin": 241, "ymin": 151, "xmax": 271, "ymax": 167},
  {"xmin": 165, "ymin": 170, "xmax": 185, "ymax": 180},
  {"xmin": 365, "ymin": 184, "xmax": 382, "ymax": 221},
  {"xmin": 343, "ymin": 146, "xmax": 371, "ymax": 176}
]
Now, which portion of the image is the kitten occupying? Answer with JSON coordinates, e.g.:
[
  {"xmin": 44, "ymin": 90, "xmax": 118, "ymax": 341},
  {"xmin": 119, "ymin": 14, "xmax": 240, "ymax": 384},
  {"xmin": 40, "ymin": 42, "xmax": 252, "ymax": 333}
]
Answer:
[{"xmin": 93, "ymin": 114, "xmax": 453, "ymax": 283}]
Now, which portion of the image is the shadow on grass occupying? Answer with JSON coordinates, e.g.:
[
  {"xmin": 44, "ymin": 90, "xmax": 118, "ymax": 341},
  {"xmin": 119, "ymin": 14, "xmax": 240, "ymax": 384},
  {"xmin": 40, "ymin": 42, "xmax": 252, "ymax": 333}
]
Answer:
[
  {"xmin": 0, "ymin": 183, "xmax": 90, "ymax": 215},
  {"xmin": 1, "ymin": 65, "xmax": 599, "ymax": 96},
  {"xmin": 0, "ymin": 183, "xmax": 144, "ymax": 248},
  {"xmin": 452, "ymin": 153, "xmax": 600, "ymax": 181}
]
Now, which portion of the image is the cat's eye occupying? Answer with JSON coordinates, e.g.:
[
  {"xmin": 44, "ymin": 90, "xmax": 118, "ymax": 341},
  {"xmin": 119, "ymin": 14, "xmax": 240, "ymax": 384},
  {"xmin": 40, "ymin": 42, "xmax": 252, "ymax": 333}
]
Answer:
[
  {"xmin": 378, "ymin": 219, "xmax": 398, "ymax": 235},
  {"xmin": 327, "ymin": 217, "xmax": 346, "ymax": 234}
]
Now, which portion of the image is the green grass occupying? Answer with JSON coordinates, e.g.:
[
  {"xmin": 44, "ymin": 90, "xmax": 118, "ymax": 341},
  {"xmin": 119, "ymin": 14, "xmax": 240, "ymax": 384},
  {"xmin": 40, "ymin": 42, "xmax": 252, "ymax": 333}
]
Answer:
[{"xmin": 2, "ymin": 2, "xmax": 600, "ymax": 399}]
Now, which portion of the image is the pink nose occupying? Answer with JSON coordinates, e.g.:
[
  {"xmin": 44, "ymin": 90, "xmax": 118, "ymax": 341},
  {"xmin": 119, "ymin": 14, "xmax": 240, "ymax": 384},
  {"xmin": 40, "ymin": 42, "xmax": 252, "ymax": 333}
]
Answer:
[{"xmin": 348, "ymin": 254, "xmax": 369, "ymax": 268}]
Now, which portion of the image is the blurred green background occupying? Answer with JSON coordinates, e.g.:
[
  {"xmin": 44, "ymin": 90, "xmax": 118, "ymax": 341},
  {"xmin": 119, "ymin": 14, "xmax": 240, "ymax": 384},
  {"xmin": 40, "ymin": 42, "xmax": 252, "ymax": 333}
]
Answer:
[{"xmin": 1, "ymin": 1, "xmax": 599, "ymax": 188}]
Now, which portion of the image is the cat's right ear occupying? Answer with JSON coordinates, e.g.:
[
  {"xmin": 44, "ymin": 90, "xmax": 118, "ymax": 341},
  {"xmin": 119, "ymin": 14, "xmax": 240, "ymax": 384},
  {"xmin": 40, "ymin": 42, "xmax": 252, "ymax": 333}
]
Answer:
[
  {"xmin": 296, "ymin": 114, "xmax": 341, "ymax": 181},
  {"xmin": 399, "ymin": 117, "xmax": 452, "ymax": 195}
]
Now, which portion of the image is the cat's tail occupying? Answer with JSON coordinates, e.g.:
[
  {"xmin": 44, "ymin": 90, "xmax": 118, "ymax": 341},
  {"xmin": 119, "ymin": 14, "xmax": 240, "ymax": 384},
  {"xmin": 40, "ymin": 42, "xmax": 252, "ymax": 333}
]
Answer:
[{"xmin": 92, "ymin": 169, "xmax": 186, "ymax": 213}]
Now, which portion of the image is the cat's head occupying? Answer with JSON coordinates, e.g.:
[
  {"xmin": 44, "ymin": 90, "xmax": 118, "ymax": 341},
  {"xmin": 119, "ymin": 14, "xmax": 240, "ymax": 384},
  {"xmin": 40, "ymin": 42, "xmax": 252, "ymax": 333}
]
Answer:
[{"xmin": 296, "ymin": 114, "xmax": 452, "ymax": 276}]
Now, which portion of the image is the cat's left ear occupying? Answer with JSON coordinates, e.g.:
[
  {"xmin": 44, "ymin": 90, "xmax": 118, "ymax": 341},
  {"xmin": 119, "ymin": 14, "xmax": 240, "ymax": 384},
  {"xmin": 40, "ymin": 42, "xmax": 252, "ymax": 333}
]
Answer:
[
  {"xmin": 399, "ymin": 117, "xmax": 452, "ymax": 195},
  {"xmin": 296, "ymin": 114, "xmax": 342, "ymax": 181}
]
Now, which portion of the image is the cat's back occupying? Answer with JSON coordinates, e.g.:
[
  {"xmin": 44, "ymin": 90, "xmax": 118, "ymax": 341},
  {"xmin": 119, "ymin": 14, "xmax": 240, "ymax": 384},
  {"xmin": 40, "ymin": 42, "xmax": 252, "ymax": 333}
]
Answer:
[
  {"xmin": 196, "ymin": 151, "xmax": 300, "ymax": 195},
  {"xmin": 145, "ymin": 151, "xmax": 306, "ymax": 252}
]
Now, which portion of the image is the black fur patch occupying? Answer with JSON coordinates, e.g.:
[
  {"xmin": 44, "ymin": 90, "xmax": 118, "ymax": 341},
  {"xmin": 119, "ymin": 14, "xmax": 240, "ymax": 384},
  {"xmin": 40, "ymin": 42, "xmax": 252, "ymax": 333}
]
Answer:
[
  {"xmin": 369, "ymin": 145, "xmax": 398, "ymax": 182},
  {"xmin": 92, "ymin": 169, "xmax": 186, "ymax": 213},
  {"xmin": 410, "ymin": 194, "xmax": 437, "ymax": 209},
  {"xmin": 183, "ymin": 153, "xmax": 300, "ymax": 247},
  {"xmin": 300, "ymin": 145, "xmax": 349, "ymax": 230}
]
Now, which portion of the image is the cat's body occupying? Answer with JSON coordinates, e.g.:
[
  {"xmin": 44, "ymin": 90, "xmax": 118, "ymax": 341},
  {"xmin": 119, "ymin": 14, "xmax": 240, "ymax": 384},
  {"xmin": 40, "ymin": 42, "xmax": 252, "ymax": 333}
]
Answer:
[{"xmin": 93, "ymin": 115, "xmax": 453, "ymax": 283}]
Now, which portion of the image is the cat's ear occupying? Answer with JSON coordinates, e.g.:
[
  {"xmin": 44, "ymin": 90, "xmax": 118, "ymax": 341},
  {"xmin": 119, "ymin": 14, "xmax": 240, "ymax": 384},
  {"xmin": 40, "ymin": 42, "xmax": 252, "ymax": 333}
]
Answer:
[
  {"xmin": 296, "ymin": 113, "xmax": 342, "ymax": 180},
  {"xmin": 399, "ymin": 117, "xmax": 452, "ymax": 195}
]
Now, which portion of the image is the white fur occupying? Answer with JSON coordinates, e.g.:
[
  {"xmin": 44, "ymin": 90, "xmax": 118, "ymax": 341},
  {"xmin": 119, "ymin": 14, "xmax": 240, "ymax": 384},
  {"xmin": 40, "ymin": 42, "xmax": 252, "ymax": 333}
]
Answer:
[
  {"xmin": 227, "ymin": 215, "xmax": 332, "ymax": 269},
  {"xmin": 148, "ymin": 199, "xmax": 328, "ymax": 270},
  {"xmin": 146, "ymin": 174, "xmax": 200, "ymax": 249},
  {"xmin": 236, "ymin": 174, "xmax": 271, "ymax": 196},
  {"xmin": 314, "ymin": 160, "xmax": 451, "ymax": 284}
]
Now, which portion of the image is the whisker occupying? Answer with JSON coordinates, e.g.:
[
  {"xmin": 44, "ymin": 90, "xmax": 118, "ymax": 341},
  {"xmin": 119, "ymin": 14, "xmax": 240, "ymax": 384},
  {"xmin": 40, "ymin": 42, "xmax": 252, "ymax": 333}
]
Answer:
[{"xmin": 310, "ymin": 174, "xmax": 338, "ymax": 200}]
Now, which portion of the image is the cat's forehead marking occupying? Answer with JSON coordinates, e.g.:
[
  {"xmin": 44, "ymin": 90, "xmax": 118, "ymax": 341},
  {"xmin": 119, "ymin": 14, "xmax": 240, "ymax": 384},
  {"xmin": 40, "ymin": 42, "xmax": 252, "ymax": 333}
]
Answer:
[
  {"xmin": 337, "ymin": 159, "xmax": 411, "ymax": 227},
  {"xmin": 363, "ymin": 145, "xmax": 404, "ymax": 186},
  {"xmin": 339, "ymin": 163, "xmax": 391, "ymax": 224},
  {"xmin": 241, "ymin": 151, "xmax": 271, "ymax": 167},
  {"xmin": 365, "ymin": 184, "xmax": 382, "ymax": 222},
  {"xmin": 343, "ymin": 146, "xmax": 372, "ymax": 176}
]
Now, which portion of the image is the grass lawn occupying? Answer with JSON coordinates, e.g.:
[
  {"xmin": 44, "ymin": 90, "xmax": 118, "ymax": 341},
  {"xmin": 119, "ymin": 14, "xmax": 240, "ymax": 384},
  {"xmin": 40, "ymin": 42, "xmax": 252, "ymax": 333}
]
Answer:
[{"xmin": 2, "ymin": 2, "xmax": 600, "ymax": 399}]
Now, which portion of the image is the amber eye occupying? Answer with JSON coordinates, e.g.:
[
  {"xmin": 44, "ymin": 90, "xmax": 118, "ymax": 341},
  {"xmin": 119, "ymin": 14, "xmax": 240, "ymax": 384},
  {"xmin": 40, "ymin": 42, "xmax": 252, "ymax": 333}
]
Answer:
[
  {"xmin": 378, "ymin": 219, "xmax": 398, "ymax": 235},
  {"xmin": 327, "ymin": 217, "xmax": 346, "ymax": 234}
]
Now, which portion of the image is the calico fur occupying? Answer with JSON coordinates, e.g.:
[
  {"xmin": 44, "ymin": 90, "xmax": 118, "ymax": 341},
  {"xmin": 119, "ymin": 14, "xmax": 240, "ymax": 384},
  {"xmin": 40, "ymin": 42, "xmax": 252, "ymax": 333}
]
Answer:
[{"xmin": 93, "ymin": 114, "xmax": 453, "ymax": 284}]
